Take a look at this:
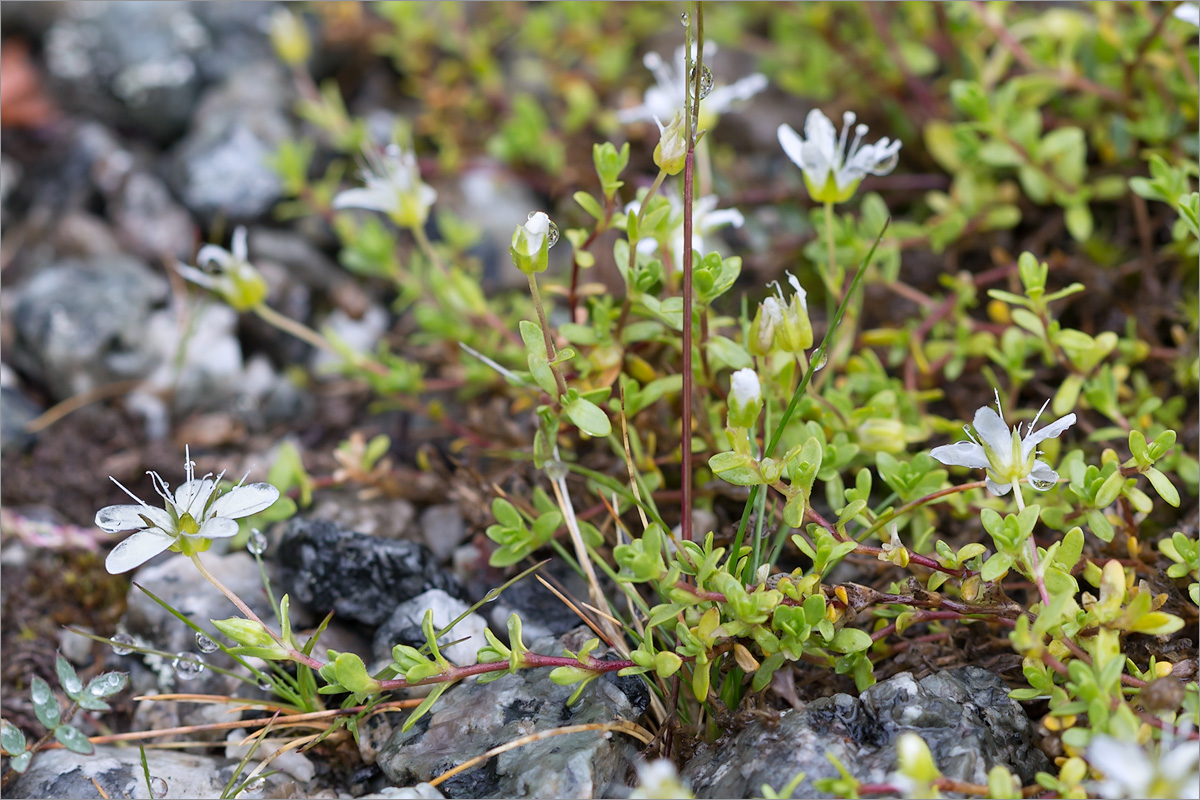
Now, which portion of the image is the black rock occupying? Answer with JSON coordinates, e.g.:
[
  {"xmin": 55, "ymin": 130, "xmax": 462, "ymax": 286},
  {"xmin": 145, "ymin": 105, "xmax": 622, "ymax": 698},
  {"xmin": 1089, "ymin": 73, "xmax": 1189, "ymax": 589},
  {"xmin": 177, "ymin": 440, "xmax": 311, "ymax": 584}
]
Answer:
[
  {"xmin": 277, "ymin": 518, "xmax": 464, "ymax": 627},
  {"xmin": 681, "ymin": 666, "xmax": 1051, "ymax": 798}
]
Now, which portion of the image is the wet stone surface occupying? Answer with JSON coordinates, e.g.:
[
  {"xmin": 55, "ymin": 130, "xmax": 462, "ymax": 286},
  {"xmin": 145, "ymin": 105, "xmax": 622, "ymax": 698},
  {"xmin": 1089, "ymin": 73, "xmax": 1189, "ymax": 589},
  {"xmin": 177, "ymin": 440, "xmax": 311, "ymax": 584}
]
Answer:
[
  {"xmin": 278, "ymin": 517, "xmax": 464, "ymax": 627},
  {"xmin": 680, "ymin": 666, "xmax": 1051, "ymax": 798}
]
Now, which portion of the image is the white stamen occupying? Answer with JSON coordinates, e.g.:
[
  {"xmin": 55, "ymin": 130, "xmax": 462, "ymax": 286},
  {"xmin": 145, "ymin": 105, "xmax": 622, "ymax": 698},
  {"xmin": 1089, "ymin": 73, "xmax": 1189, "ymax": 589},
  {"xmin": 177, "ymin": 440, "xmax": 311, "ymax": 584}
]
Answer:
[
  {"xmin": 1028, "ymin": 398, "xmax": 1051, "ymax": 437},
  {"xmin": 110, "ymin": 477, "xmax": 154, "ymax": 509}
]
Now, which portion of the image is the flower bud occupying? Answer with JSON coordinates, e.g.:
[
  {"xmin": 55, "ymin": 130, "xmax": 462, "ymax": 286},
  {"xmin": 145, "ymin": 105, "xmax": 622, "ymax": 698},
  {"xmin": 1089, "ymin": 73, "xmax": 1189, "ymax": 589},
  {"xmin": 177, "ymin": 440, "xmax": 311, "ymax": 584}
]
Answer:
[
  {"xmin": 774, "ymin": 273, "xmax": 813, "ymax": 353},
  {"xmin": 267, "ymin": 8, "xmax": 311, "ymax": 67},
  {"xmin": 748, "ymin": 297, "xmax": 781, "ymax": 357},
  {"xmin": 653, "ymin": 112, "xmax": 688, "ymax": 176},
  {"xmin": 210, "ymin": 618, "xmax": 288, "ymax": 659},
  {"xmin": 856, "ymin": 417, "xmax": 906, "ymax": 454},
  {"xmin": 727, "ymin": 368, "xmax": 763, "ymax": 429},
  {"xmin": 511, "ymin": 212, "xmax": 552, "ymax": 274}
]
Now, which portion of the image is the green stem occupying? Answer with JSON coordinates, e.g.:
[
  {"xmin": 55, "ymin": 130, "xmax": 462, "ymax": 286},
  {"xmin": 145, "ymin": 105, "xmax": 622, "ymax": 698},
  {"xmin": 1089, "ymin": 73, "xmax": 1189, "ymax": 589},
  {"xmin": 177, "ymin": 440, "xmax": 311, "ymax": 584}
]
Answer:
[
  {"xmin": 823, "ymin": 200, "xmax": 841, "ymax": 303},
  {"xmin": 527, "ymin": 273, "xmax": 569, "ymax": 399},
  {"xmin": 1013, "ymin": 485, "xmax": 1052, "ymax": 607}
]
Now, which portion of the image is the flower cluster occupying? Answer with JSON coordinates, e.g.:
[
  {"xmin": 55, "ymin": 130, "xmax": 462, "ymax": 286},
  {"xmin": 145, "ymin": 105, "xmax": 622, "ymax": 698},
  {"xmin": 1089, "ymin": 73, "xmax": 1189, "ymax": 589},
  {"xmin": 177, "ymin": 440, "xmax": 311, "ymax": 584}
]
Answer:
[{"xmin": 96, "ymin": 448, "xmax": 280, "ymax": 574}]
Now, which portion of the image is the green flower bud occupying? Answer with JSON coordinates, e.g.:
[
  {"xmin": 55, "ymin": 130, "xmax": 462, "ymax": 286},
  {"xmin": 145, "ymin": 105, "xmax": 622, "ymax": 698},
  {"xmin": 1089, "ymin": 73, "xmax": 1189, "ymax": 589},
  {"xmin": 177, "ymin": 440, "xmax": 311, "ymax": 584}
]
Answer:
[
  {"xmin": 510, "ymin": 212, "xmax": 553, "ymax": 274},
  {"xmin": 267, "ymin": 8, "xmax": 311, "ymax": 67},
  {"xmin": 747, "ymin": 298, "xmax": 780, "ymax": 357},
  {"xmin": 653, "ymin": 111, "xmax": 688, "ymax": 176},
  {"xmin": 210, "ymin": 618, "xmax": 289, "ymax": 659},
  {"xmin": 727, "ymin": 368, "xmax": 763, "ymax": 429},
  {"xmin": 856, "ymin": 417, "xmax": 906, "ymax": 454}
]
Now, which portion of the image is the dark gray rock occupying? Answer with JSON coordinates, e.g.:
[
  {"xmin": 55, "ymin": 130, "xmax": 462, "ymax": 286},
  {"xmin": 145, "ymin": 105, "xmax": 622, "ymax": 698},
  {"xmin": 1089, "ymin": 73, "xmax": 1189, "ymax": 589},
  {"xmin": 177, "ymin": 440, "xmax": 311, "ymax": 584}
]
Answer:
[
  {"xmin": 278, "ymin": 518, "xmax": 464, "ymax": 627},
  {"xmin": 10, "ymin": 255, "xmax": 167, "ymax": 400},
  {"xmin": 8, "ymin": 745, "xmax": 254, "ymax": 800},
  {"xmin": 486, "ymin": 558, "xmax": 594, "ymax": 644},
  {"xmin": 168, "ymin": 61, "xmax": 292, "ymax": 223},
  {"xmin": 372, "ymin": 589, "xmax": 489, "ymax": 667},
  {"xmin": 43, "ymin": 2, "xmax": 208, "ymax": 141},
  {"xmin": 309, "ymin": 490, "xmax": 417, "ymax": 541},
  {"xmin": 0, "ymin": 383, "xmax": 41, "ymax": 455},
  {"xmin": 681, "ymin": 666, "xmax": 1051, "ymax": 798},
  {"xmin": 377, "ymin": 628, "xmax": 648, "ymax": 799}
]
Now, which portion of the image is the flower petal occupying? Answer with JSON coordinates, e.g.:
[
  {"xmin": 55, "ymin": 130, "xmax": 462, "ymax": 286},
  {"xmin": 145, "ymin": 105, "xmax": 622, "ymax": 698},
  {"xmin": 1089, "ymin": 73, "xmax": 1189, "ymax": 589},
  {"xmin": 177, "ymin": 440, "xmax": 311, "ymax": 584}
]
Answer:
[
  {"xmin": 930, "ymin": 442, "xmax": 989, "ymax": 469},
  {"xmin": 778, "ymin": 123, "xmax": 808, "ymax": 170},
  {"xmin": 210, "ymin": 483, "xmax": 280, "ymax": 519},
  {"xmin": 1021, "ymin": 413, "xmax": 1076, "ymax": 460},
  {"xmin": 701, "ymin": 208, "xmax": 745, "ymax": 230},
  {"xmin": 196, "ymin": 245, "xmax": 232, "ymax": 270},
  {"xmin": 985, "ymin": 477, "xmax": 1013, "ymax": 496},
  {"xmin": 193, "ymin": 516, "xmax": 239, "ymax": 539},
  {"xmin": 973, "ymin": 405, "xmax": 1012, "ymax": 455},
  {"xmin": 95, "ymin": 504, "xmax": 174, "ymax": 533},
  {"xmin": 105, "ymin": 529, "xmax": 175, "ymax": 574},
  {"xmin": 176, "ymin": 264, "xmax": 217, "ymax": 290},
  {"xmin": 174, "ymin": 479, "xmax": 215, "ymax": 516},
  {"xmin": 704, "ymin": 72, "xmax": 768, "ymax": 114},
  {"xmin": 332, "ymin": 187, "xmax": 393, "ymax": 213}
]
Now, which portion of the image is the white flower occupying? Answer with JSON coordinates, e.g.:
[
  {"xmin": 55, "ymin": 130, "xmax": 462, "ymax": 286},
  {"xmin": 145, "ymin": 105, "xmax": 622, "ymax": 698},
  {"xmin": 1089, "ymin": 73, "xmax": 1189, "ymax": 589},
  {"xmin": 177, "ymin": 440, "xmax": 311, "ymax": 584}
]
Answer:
[
  {"xmin": 752, "ymin": 271, "xmax": 811, "ymax": 354},
  {"xmin": 333, "ymin": 144, "xmax": 437, "ymax": 229},
  {"xmin": 778, "ymin": 109, "xmax": 901, "ymax": 204},
  {"xmin": 627, "ymin": 192, "xmax": 744, "ymax": 273},
  {"xmin": 510, "ymin": 211, "xmax": 555, "ymax": 274},
  {"xmin": 930, "ymin": 391, "xmax": 1075, "ymax": 496},
  {"xmin": 96, "ymin": 447, "xmax": 280, "ymax": 574},
  {"xmin": 618, "ymin": 42, "xmax": 768, "ymax": 126},
  {"xmin": 727, "ymin": 367, "xmax": 763, "ymax": 429},
  {"xmin": 1088, "ymin": 730, "xmax": 1200, "ymax": 799},
  {"xmin": 177, "ymin": 227, "xmax": 268, "ymax": 311},
  {"xmin": 630, "ymin": 759, "xmax": 693, "ymax": 800},
  {"xmin": 1175, "ymin": 3, "xmax": 1200, "ymax": 27}
]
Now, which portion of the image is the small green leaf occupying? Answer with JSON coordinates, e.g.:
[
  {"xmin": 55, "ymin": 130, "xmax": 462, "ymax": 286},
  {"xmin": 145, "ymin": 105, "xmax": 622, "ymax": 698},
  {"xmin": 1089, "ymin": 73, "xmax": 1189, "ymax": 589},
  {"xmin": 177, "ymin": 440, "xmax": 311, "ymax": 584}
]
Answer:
[
  {"xmin": 563, "ymin": 396, "xmax": 612, "ymax": 437},
  {"xmin": 10, "ymin": 751, "xmax": 31, "ymax": 773},
  {"xmin": 829, "ymin": 627, "xmax": 872, "ymax": 654},
  {"xmin": 54, "ymin": 725, "xmax": 94, "ymax": 755},
  {"xmin": 30, "ymin": 677, "xmax": 60, "ymax": 731},
  {"xmin": 55, "ymin": 654, "xmax": 83, "ymax": 698},
  {"xmin": 1145, "ymin": 468, "xmax": 1180, "ymax": 507},
  {"xmin": 2, "ymin": 719, "xmax": 26, "ymax": 756}
]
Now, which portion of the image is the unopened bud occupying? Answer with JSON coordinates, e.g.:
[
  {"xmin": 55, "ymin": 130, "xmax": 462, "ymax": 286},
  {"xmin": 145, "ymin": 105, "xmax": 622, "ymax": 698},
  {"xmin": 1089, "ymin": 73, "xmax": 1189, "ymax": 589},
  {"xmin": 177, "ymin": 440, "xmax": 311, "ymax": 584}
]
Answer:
[{"xmin": 653, "ymin": 112, "xmax": 688, "ymax": 176}]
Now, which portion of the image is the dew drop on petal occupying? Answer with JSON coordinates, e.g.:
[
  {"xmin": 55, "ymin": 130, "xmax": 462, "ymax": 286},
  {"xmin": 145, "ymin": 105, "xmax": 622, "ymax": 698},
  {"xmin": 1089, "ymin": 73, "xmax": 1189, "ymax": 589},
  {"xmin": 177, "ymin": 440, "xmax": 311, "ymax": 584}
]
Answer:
[
  {"xmin": 247, "ymin": 530, "xmax": 267, "ymax": 555},
  {"xmin": 150, "ymin": 776, "xmax": 168, "ymax": 798},
  {"xmin": 195, "ymin": 633, "xmax": 219, "ymax": 654},
  {"xmin": 110, "ymin": 633, "xmax": 136, "ymax": 656},
  {"xmin": 873, "ymin": 152, "xmax": 900, "ymax": 174},
  {"xmin": 545, "ymin": 220, "xmax": 560, "ymax": 248},
  {"xmin": 690, "ymin": 65, "xmax": 714, "ymax": 100},
  {"xmin": 173, "ymin": 653, "xmax": 206, "ymax": 682}
]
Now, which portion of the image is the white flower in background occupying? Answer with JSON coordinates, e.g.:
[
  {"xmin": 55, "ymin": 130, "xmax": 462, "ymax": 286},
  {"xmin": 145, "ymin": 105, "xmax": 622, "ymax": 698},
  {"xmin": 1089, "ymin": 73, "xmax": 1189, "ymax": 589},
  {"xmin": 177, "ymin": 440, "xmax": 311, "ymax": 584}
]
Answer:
[
  {"xmin": 96, "ymin": 447, "xmax": 280, "ymax": 574},
  {"xmin": 1174, "ymin": 2, "xmax": 1199, "ymax": 27},
  {"xmin": 176, "ymin": 226, "xmax": 269, "ymax": 311},
  {"xmin": 627, "ymin": 192, "xmax": 744, "ymax": 273},
  {"xmin": 618, "ymin": 42, "xmax": 768, "ymax": 126},
  {"xmin": 778, "ymin": 109, "xmax": 902, "ymax": 204},
  {"xmin": 630, "ymin": 759, "xmax": 694, "ymax": 800},
  {"xmin": 1087, "ymin": 730, "xmax": 1199, "ymax": 799},
  {"xmin": 930, "ymin": 391, "xmax": 1075, "ymax": 497},
  {"xmin": 333, "ymin": 144, "xmax": 437, "ymax": 230}
]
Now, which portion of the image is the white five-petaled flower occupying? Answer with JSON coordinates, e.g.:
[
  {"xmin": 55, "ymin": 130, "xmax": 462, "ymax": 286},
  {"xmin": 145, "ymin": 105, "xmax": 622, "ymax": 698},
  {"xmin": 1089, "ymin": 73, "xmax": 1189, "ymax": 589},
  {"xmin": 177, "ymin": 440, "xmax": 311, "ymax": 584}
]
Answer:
[
  {"xmin": 332, "ymin": 144, "xmax": 437, "ymax": 230},
  {"xmin": 1087, "ymin": 729, "xmax": 1199, "ymax": 799},
  {"xmin": 176, "ymin": 227, "xmax": 269, "ymax": 311},
  {"xmin": 1175, "ymin": 2, "xmax": 1199, "ymax": 27},
  {"xmin": 618, "ymin": 42, "xmax": 768, "ymax": 126},
  {"xmin": 778, "ymin": 109, "xmax": 902, "ymax": 204},
  {"xmin": 930, "ymin": 391, "xmax": 1076, "ymax": 497},
  {"xmin": 96, "ymin": 447, "xmax": 280, "ymax": 574}
]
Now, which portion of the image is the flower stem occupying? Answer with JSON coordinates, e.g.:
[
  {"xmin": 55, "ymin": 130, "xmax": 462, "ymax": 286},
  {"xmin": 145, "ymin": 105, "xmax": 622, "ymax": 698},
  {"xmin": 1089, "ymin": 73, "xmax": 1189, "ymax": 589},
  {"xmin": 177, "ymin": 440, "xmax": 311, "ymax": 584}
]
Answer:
[
  {"xmin": 823, "ymin": 200, "xmax": 841, "ymax": 303},
  {"xmin": 527, "ymin": 273, "xmax": 569, "ymax": 399},
  {"xmin": 253, "ymin": 302, "xmax": 389, "ymax": 377},
  {"xmin": 190, "ymin": 553, "xmax": 324, "ymax": 670},
  {"xmin": 1012, "ymin": 486, "xmax": 1051, "ymax": 607}
]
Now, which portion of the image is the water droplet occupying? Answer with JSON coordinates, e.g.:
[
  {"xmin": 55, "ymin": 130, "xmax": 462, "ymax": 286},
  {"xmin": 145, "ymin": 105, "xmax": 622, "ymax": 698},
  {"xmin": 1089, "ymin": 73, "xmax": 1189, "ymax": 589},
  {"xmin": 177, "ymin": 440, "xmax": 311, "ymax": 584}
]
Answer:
[
  {"xmin": 811, "ymin": 351, "xmax": 829, "ymax": 372},
  {"xmin": 195, "ymin": 633, "xmax": 219, "ymax": 654},
  {"xmin": 150, "ymin": 776, "xmax": 168, "ymax": 798},
  {"xmin": 546, "ymin": 220, "xmax": 560, "ymax": 249},
  {"xmin": 110, "ymin": 633, "xmax": 136, "ymax": 656},
  {"xmin": 681, "ymin": 11, "xmax": 689, "ymax": 25},
  {"xmin": 544, "ymin": 460, "xmax": 569, "ymax": 481},
  {"xmin": 243, "ymin": 776, "xmax": 266, "ymax": 795},
  {"xmin": 690, "ymin": 65, "xmax": 714, "ymax": 100},
  {"xmin": 173, "ymin": 653, "xmax": 206, "ymax": 682},
  {"xmin": 247, "ymin": 530, "xmax": 267, "ymax": 555},
  {"xmin": 257, "ymin": 678, "xmax": 272, "ymax": 692}
]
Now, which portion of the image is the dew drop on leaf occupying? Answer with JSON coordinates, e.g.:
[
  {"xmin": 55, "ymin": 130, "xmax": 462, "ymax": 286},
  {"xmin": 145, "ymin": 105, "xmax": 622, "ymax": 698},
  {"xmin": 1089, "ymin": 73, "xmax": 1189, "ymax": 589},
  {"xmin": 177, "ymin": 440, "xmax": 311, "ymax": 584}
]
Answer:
[
  {"xmin": 243, "ymin": 776, "xmax": 267, "ymax": 795},
  {"xmin": 110, "ymin": 633, "xmax": 135, "ymax": 656},
  {"xmin": 811, "ymin": 351, "xmax": 829, "ymax": 372},
  {"xmin": 195, "ymin": 633, "xmax": 219, "ymax": 654},
  {"xmin": 150, "ymin": 776, "xmax": 168, "ymax": 798}
]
